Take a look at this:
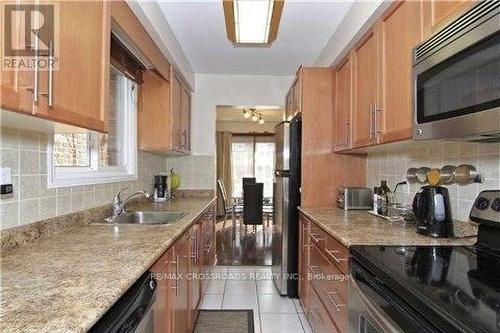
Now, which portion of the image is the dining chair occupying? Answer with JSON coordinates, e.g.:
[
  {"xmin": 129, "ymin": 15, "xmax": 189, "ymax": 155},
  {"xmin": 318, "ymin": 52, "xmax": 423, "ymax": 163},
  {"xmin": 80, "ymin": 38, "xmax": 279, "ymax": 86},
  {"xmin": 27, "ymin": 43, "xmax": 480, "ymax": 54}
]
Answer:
[
  {"xmin": 243, "ymin": 183, "xmax": 263, "ymax": 226},
  {"xmin": 216, "ymin": 178, "xmax": 242, "ymax": 240}
]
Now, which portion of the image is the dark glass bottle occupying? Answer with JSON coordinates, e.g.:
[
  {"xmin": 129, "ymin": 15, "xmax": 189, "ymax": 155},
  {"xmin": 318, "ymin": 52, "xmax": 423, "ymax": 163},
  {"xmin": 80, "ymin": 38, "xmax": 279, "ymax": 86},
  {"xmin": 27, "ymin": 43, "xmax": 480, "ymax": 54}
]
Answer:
[{"xmin": 380, "ymin": 180, "xmax": 391, "ymax": 204}]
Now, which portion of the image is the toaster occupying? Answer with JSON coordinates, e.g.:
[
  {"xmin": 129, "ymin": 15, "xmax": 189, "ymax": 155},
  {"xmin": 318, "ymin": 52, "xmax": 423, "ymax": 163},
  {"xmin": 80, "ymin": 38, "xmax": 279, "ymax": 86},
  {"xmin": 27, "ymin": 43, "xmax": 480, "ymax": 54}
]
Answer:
[{"xmin": 336, "ymin": 187, "xmax": 373, "ymax": 210}]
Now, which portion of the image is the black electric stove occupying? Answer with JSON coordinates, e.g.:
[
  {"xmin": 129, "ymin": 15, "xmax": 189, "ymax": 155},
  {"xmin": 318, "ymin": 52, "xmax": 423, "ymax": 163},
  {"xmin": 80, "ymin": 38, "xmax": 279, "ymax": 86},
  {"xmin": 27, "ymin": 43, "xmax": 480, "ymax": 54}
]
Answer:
[{"xmin": 349, "ymin": 191, "xmax": 500, "ymax": 333}]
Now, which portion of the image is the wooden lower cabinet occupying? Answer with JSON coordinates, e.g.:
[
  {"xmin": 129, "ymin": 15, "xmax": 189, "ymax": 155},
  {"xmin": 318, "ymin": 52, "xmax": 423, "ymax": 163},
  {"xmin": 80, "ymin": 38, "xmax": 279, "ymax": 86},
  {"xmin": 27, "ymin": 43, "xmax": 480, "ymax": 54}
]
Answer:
[
  {"xmin": 151, "ymin": 204, "xmax": 216, "ymax": 333},
  {"xmin": 172, "ymin": 231, "xmax": 190, "ymax": 333},
  {"xmin": 299, "ymin": 213, "xmax": 350, "ymax": 333}
]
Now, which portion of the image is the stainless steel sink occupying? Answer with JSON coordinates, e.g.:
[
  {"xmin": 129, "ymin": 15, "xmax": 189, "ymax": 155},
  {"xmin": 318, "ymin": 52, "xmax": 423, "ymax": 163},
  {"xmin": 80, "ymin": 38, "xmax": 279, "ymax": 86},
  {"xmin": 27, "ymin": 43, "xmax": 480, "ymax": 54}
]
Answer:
[{"xmin": 106, "ymin": 211, "xmax": 187, "ymax": 225}]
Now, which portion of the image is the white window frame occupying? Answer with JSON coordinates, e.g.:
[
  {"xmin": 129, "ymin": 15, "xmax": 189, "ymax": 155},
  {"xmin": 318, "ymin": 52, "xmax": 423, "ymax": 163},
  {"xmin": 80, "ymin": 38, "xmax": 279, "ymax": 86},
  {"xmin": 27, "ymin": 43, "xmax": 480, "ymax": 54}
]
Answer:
[{"xmin": 47, "ymin": 73, "xmax": 137, "ymax": 188}]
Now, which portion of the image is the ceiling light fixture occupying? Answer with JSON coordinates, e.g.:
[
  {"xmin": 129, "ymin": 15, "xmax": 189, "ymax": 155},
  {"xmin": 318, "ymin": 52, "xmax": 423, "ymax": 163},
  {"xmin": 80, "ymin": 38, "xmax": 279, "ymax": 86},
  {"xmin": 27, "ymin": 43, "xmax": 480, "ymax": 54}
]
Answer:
[
  {"xmin": 223, "ymin": 0, "xmax": 285, "ymax": 46},
  {"xmin": 243, "ymin": 108, "xmax": 265, "ymax": 124}
]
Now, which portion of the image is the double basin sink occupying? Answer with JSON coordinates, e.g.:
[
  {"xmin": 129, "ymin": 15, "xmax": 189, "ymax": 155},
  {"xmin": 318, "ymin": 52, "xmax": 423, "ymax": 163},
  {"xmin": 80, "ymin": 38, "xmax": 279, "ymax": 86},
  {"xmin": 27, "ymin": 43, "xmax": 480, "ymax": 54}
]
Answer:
[{"xmin": 105, "ymin": 211, "xmax": 187, "ymax": 225}]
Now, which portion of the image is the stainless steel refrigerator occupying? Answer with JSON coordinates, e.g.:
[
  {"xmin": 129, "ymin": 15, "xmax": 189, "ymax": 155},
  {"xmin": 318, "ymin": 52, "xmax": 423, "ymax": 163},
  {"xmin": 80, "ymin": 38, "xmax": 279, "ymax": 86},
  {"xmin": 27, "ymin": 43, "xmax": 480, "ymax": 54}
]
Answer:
[{"xmin": 272, "ymin": 114, "xmax": 301, "ymax": 297}]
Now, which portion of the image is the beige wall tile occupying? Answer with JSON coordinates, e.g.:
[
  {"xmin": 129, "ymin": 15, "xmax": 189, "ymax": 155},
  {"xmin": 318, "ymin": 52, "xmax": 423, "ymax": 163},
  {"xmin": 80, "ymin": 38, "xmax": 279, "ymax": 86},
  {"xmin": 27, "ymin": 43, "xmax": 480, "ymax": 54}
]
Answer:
[
  {"xmin": 1, "ymin": 149, "xmax": 19, "ymax": 175},
  {"xmin": 0, "ymin": 202, "xmax": 19, "ymax": 228}
]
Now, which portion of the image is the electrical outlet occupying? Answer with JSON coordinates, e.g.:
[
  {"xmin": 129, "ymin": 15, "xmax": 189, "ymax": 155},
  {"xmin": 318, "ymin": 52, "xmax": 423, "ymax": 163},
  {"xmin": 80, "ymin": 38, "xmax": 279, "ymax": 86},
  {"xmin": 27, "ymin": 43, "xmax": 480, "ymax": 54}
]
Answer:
[{"xmin": 0, "ymin": 167, "xmax": 11, "ymax": 184}]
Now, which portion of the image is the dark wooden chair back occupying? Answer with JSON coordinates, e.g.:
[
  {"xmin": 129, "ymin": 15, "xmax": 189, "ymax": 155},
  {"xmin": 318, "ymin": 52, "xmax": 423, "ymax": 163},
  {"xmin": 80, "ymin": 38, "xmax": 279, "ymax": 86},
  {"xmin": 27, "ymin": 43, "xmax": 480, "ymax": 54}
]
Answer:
[{"xmin": 243, "ymin": 183, "xmax": 263, "ymax": 225}]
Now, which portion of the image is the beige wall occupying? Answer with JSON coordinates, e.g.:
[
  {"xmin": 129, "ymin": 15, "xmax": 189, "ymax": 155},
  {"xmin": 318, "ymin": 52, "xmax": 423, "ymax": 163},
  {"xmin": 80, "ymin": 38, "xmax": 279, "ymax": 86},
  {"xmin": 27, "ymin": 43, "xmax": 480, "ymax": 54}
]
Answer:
[
  {"xmin": 0, "ymin": 127, "xmax": 165, "ymax": 230},
  {"xmin": 367, "ymin": 140, "xmax": 500, "ymax": 222}
]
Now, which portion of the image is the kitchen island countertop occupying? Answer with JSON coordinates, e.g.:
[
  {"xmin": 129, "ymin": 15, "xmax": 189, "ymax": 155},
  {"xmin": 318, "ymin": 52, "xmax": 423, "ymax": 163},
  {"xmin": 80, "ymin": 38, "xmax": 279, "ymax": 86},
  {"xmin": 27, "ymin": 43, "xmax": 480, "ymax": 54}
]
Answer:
[{"xmin": 298, "ymin": 206, "xmax": 477, "ymax": 248}]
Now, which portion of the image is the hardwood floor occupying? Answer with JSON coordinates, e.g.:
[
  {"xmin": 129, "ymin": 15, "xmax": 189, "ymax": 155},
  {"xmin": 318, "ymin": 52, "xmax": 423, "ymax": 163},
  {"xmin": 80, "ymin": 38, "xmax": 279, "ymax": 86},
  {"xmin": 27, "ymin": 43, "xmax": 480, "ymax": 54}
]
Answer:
[{"xmin": 215, "ymin": 216, "xmax": 273, "ymax": 266}]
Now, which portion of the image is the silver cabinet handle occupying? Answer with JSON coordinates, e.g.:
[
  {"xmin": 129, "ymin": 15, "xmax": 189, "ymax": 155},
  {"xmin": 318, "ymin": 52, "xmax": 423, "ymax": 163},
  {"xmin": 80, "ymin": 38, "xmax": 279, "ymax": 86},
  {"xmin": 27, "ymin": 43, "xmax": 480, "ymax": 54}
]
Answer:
[
  {"xmin": 33, "ymin": 31, "xmax": 40, "ymax": 105},
  {"xmin": 309, "ymin": 233, "xmax": 324, "ymax": 243},
  {"xmin": 324, "ymin": 288, "xmax": 345, "ymax": 312},
  {"xmin": 326, "ymin": 249, "xmax": 347, "ymax": 264},
  {"xmin": 369, "ymin": 103, "xmax": 374, "ymax": 139},
  {"xmin": 47, "ymin": 41, "xmax": 54, "ymax": 106},
  {"xmin": 170, "ymin": 255, "xmax": 179, "ymax": 296},
  {"xmin": 191, "ymin": 234, "xmax": 197, "ymax": 261},
  {"xmin": 346, "ymin": 120, "xmax": 350, "ymax": 146},
  {"xmin": 374, "ymin": 102, "xmax": 381, "ymax": 136}
]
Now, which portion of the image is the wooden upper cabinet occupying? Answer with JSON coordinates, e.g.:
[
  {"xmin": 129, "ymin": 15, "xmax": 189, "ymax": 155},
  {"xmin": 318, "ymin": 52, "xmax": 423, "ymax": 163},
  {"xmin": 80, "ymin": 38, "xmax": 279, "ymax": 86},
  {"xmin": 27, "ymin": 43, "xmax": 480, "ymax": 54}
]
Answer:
[
  {"xmin": 0, "ymin": 8, "xmax": 34, "ymax": 116},
  {"xmin": 285, "ymin": 89, "xmax": 294, "ymax": 120},
  {"xmin": 334, "ymin": 56, "xmax": 352, "ymax": 151},
  {"xmin": 352, "ymin": 29, "xmax": 379, "ymax": 149},
  {"xmin": 376, "ymin": 1, "xmax": 425, "ymax": 144},
  {"xmin": 1, "ymin": 0, "xmax": 110, "ymax": 132},
  {"xmin": 36, "ymin": 1, "xmax": 110, "ymax": 132},
  {"xmin": 138, "ymin": 68, "xmax": 191, "ymax": 155},
  {"xmin": 293, "ymin": 74, "xmax": 302, "ymax": 115},
  {"xmin": 138, "ymin": 70, "xmax": 171, "ymax": 153},
  {"xmin": 180, "ymin": 85, "xmax": 191, "ymax": 153},
  {"xmin": 170, "ymin": 72, "xmax": 183, "ymax": 152},
  {"xmin": 423, "ymin": 0, "xmax": 474, "ymax": 35}
]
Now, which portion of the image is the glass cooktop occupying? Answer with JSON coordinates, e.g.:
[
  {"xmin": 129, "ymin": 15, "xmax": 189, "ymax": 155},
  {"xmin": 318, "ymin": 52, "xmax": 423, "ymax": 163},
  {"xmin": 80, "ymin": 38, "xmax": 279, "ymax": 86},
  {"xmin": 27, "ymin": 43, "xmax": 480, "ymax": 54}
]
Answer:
[{"xmin": 351, "ymin": 245, "xmax": 500, "ymax": 333}]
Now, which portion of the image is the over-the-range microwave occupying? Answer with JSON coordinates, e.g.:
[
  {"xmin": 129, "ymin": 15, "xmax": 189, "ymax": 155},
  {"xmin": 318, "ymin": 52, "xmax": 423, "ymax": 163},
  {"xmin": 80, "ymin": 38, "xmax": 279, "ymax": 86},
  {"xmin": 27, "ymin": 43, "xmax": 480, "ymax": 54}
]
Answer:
[{"xmin": 412, "ymin": 1, "xmax": 500, "ymax": 142}]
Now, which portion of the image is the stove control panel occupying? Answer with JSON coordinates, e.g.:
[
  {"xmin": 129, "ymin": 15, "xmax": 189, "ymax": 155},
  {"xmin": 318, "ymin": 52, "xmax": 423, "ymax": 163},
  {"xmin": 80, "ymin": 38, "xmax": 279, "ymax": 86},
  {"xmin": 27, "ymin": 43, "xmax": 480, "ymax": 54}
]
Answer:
[{"xmin": 470, "ymin": 190, "xmax": 500, "ymax": 224}]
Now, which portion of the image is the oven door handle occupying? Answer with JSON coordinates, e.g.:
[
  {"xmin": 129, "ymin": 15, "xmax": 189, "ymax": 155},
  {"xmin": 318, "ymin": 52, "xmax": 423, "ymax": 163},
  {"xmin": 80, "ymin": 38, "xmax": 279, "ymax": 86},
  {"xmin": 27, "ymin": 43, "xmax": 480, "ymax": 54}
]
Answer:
[{"xmin": 350, "ymin": 274, "xmax": 403, "ymax": 333}]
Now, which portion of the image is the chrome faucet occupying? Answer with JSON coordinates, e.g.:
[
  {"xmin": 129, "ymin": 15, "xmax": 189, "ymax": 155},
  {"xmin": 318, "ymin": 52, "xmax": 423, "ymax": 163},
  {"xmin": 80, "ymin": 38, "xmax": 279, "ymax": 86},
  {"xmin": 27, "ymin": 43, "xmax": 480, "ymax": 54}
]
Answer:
[{"xmin": 111, "ymin": 187, "xmax": 150, "ymax": 219}]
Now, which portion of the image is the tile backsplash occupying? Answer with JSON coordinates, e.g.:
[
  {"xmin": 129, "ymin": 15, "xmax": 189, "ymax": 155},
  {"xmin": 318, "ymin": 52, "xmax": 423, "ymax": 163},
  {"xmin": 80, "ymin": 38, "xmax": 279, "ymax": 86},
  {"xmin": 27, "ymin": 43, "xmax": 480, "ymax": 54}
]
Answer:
[
  {"xmin": 166, "ymin": 155, "xmax": 215, "ymax": 190},
  {"xmin": 0, "ymin": 127, "xmax": 165, "ymax": 230},
  {"xmin": 366, "ymin": 140, "xmax": 500, "ymax": 222}
]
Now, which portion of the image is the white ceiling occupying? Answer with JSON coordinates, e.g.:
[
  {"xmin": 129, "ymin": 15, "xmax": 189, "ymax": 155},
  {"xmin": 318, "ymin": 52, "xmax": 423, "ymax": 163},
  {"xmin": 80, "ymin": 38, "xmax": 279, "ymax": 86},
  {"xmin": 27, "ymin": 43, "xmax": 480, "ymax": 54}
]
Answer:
[
  {"xmin": 158, "ymin": 1, "xmax": 353, "ymax": 75},
  {"xmin": 216, "ymin": 106, "xmax": 284, "ymax": 122}
]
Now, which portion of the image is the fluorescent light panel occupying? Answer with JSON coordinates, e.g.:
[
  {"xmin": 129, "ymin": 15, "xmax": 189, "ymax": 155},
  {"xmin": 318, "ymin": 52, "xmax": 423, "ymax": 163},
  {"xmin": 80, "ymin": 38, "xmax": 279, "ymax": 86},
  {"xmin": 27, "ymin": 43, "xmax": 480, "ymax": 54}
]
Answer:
[{"xmin": 234, "ymin": 0, "xmax": 274, "ymax": 44}]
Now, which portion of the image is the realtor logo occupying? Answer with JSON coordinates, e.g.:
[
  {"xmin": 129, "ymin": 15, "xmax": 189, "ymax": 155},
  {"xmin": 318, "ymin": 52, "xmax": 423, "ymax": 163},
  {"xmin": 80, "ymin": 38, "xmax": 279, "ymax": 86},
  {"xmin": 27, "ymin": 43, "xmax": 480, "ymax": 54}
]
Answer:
[{"xmin": 1, "ymin": 2, "xmax": 59, "ymax": 71}]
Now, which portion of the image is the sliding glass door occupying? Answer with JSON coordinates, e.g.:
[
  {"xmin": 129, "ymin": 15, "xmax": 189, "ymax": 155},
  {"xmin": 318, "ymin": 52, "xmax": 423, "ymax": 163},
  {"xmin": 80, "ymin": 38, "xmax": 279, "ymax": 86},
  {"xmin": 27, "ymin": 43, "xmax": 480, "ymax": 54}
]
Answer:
[{"xmin": 231, "ymin": 135, "xmax": 275, "ymax": 198}]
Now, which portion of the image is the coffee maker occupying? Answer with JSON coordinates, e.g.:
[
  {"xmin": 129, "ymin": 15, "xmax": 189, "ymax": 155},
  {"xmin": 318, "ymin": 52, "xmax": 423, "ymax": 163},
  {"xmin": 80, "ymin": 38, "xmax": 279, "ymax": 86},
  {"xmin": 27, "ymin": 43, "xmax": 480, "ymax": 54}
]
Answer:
[
  {"xmin": 412, "ymin": 186, "xmax": 454, "ymax": 238},
  {"xmin": 153, "ymin": 175, "xmax": 169, "ymax": 202}
]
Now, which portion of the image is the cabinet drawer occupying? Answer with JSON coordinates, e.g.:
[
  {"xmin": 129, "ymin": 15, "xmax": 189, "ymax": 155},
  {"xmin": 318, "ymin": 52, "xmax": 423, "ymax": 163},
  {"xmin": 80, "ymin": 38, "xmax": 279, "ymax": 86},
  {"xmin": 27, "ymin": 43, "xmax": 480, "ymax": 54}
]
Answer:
[
  {"xmin": 307, "ymin": 283, "xmax": 339, "ymax": 333},
  {"xmin": 309, "ymin": 244, "xmax": 348, "ymax": 333},
  {"xmin": 325, "ymin": 236, "xmax": 349, "ymax": 275}
]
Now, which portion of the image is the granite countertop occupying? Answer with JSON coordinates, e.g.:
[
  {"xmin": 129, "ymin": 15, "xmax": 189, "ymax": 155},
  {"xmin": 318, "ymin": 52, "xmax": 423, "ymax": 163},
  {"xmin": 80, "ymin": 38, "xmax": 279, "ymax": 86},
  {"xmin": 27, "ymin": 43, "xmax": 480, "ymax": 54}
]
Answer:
[
  {"xmin": 0, "ymin": 197, "xmax": 216, "ymax": 333},
  {"xmin": 298, "ymin": 206, "xmax": 478, "ymax": 248}
]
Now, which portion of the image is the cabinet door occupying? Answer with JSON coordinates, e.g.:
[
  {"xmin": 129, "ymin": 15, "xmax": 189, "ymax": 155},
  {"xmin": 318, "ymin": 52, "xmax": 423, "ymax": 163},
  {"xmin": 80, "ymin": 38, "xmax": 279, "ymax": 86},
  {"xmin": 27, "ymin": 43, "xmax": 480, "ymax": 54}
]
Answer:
[
  {"xmin": 36, "ymin": 1, "xmax": 110, "ymax": 132},
  {"xmin": 424, "ymin": 0, "xmax": 473, "ymax": 34},
  {"xmin": 352, "ymin": 29, "xmax": 379, "ymax": 148},
  {"xmin": 298, "ymin": 216, "xmax": 310, "ymax": 312},
  {"xmin": 189, "ymin": 223, "xmax": 201, "ymax": 331},
  {"xmin": 180, "ymin": 85, "xmax": 191, "ymax": 153},
  {"xmin": 293, "ymin": 75, "xmax": 302, "ymax": 115},
  {"xmin": 285, "ymin": 89, "xmax": 294, "ymax": 120},
  {"xmin": 173, "ymin": 232, "xmax": 190, "ymax": 333},
  {"xmin": 138, "ymin": 70, "xmax": 171, "ymax": 152},
  {"xmin": 151, "ymin": 248, "xmax": 174, "ymax": 333},
  {"xmin": 377, "ymin": 1, "xmax": 424, "ymax": 144},
  {"xmin": 170, "ymin": 73, "xmax": 182, "ymax": 152},
  {"xmin": 334, "ymin": 57, "xmax": 352, "ymax": 151}
]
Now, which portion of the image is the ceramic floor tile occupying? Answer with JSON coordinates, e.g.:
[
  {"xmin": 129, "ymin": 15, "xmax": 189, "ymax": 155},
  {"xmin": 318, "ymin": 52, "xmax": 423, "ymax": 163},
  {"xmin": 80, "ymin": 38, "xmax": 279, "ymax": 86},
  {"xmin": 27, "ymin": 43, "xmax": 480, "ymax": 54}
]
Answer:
[
  {"xmin": 260, "ymin": 313, "xmax": 304, "ymax": 333},
  {"xmin": 256, "ymin": 279, "xmax": 279, "ymax": 295},
  {"xmin": 258, "ymin": 294, "xmax": 297, "ymax": 314},
  {"xmin": 204, "ymin": 279, "xmax": 226, "ymax": 294},
  {"xmin": 293, "ymin": 298, "xmax": 304, "ymax": 313},
  {"xmin": 253, "ymin": 311, "xmax": 262, "ymax": 333},
  {"xmin": 298, "ymin": 313, "xmax": 312, "ymax": 333},
  {"xmin": 225, "ymin": 280, "xmax": 257, "ymax": 295},
  {"xmin": 199, "ymin": 294, "xmax": 223, "ymax": 310},
  {"xmin": 227, "ymin": 265, "xmax": 256, "ymax": 273},
  {"xmin": 222, "ymin": 294, "xmax": 259, "ymax": 311}
]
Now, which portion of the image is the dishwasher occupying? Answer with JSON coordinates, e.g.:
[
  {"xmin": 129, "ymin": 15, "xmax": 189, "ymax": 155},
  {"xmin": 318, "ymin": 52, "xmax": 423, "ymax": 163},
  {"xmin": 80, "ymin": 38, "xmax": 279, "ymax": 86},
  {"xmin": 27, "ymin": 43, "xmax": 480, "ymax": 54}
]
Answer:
[{"xmin": 89, "ymin": 271, "xmax": 157, "ymax": 333}]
